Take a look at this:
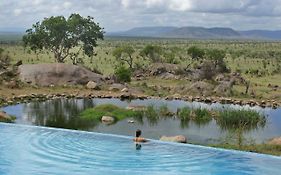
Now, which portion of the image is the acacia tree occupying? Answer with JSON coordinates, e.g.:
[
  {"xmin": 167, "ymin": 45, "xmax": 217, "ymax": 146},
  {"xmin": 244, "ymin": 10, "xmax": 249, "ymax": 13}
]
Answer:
[
  {"xmin": 23, "ymin": 13, "xmax": 104, "ymax": 64},
  {"xmin": 187, "ymin": 46, "xmax": 205, "ymax": 60},
  {"xmin": 140, "ymin": 45, "xmax": 163, "ymax": 63},
  {"xmin": 113, "ymin": 45, "xmax": 135, "ymax": 69},
  {"xmin": 206, "ymin": 49, "xmax": 228, "ymax": 72}
]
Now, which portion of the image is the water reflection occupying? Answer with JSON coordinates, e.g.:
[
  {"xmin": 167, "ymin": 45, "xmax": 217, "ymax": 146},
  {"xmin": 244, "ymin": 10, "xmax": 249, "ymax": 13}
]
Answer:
[
  {"xmin": 23, "ymin": 98, "xmax": 96, "ymax": 130},
  {"xmin": 22, "ymin": 98, "xmax": 266, "ymax": 132},
  {"xmin": 3, "ymin": 98, "xmax": 280, "ymax": 144}
]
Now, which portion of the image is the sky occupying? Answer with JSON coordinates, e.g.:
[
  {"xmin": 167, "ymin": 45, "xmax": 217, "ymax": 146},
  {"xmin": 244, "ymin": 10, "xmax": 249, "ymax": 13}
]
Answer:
[{"xmin": 1, "ymin": 0, "xmax": 281, "ymax": 32}]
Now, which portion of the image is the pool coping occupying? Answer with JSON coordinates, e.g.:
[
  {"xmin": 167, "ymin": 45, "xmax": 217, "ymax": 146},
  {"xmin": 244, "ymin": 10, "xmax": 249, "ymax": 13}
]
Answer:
[{"xmin": 1, "ymin": 122, "xmax": 281, "ymax": 160}]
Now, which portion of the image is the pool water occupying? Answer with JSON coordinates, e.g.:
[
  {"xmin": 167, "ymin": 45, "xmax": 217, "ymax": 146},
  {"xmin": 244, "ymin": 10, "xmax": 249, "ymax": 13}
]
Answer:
[{"xmin": 0, "ymin": 123, "xmax": 280, "ymax": 175}]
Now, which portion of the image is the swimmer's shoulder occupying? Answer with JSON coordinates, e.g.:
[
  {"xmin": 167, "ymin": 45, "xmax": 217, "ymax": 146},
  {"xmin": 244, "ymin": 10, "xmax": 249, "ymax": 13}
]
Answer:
[{"xmin": 133, "ymin": 137, "xmax": 148, "ymax": 143}]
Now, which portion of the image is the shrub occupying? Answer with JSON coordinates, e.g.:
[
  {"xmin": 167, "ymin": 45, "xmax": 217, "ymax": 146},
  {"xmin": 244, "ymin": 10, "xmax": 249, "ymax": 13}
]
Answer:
[
  {"xmin": 145, "ymin": 105, "xmax": 159, "ymax": 125},
  {"xmin": 216, "ymin": 109, "xmax": 266, "ymax": 131},
  {"xmin": 193, "ymin": 108, "xmax": 212, "ymax": 124},
  {"xmin": 114, "ymin": 66, "xmax": 131, "ymax": 83},
  {"xmin": 80, "ymin": 104, "xmax": 143, "ymax": 121},
  {"xmin": 177, "ymin": 107, "xmax": 191, "ymax": 121}
]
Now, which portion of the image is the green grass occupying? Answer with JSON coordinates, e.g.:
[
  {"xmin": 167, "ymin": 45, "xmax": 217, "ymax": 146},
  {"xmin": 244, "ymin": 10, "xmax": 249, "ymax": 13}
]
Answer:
[
  {"xmin": 80, "ymin": 104, "xmax": 143, "ymax": 121},
  {"xmin": 216, "ymin": 109, "xmax": 266, "ymax": 130},
  {"xmin": 177, "ymin": 107, "xmax": 191, "ymax": 121},
  {"xmin": 0, "ymin": 115, "xmax": 16, "ymax": 123},
  {"xmin": 177, "ymin": 106, "xmax": 266, "ymax": 130},
  {"xmin": 193, "ymin": 108, "xmax": 212, "ymax": 124},
  {"xmin": 209, "ymin": 143, "xmax": 281, "ymax": 156},
  {"xmin": 1, "ymin": 37, "xmax": 281, "ymax": 101}
]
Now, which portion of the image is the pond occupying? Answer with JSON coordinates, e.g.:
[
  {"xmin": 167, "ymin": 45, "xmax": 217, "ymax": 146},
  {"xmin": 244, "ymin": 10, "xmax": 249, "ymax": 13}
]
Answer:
[{"xmin": 2, "ymin": 98, "xmax": 281, "ymax": 144}]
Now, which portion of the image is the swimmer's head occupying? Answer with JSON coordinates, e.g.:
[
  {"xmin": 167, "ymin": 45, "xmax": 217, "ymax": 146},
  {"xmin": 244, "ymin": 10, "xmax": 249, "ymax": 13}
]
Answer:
[{"xmin": 136, "ymin": 129, "xmax": 142, "ymax": 138}]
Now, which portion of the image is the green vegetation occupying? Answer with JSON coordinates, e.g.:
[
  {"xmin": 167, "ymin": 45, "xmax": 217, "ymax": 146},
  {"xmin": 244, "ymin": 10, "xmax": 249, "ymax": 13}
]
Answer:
[
  {"xmin": 140, "ymin": 45, "xmax": 163, "ymax": 63},
  {"xmin": 113, "ymin": 45, "xmax": 135, "ymax": 69},
  {"xmin": 187, "ymin": 46, "xmax": 205, "ymax": 60},
  {"xmin": 177, "ymin": 106, "xmax": 265, "ymax": 130},
  {"xmin": 23, "ymin": 13, "xmax": 104, "ymax": 63},
  {"xmin": 114, "ymin": 66, "xmax": 132, "ymax": 83},
  {"xmin": 80, "ymin": 104, "xmax": 142, "ymax": 121},
  {"xmin": 216, "ymin": 109, "xmax": 266, "ymax": 130},
  {"xmin": 0, "ymin": 115, "xmax": 16, "ymax": 123},
  {"xmin": 1, "ymin": 37, "xmax": 281, "ymax": 101},
  {"xmin": 210, "ymin": 144, "xmax": 281, "ymax": 156}
]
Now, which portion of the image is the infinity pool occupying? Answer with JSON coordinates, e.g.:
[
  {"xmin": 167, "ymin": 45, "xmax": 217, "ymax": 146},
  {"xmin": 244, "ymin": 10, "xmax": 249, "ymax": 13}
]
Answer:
[{"xmin": 0, "ymin": 123, "xmax": 280, "ymax": 175}]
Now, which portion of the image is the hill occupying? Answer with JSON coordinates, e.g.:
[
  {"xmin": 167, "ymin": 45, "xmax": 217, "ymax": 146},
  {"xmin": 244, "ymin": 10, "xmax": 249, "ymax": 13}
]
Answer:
[{"xmin": 108, "ymin": 26, "xmax": 281, "ymax": 40}]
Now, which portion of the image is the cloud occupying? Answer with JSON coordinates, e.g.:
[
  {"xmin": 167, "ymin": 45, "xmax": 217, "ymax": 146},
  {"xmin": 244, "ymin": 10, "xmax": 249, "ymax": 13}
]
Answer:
[
  {"xmin": 13, "ymin": 9, "xmax": 22, "ymax": 16},
  {"xmin": 1, "ymin": 0, "xmax": 281, "ymax": 31}
]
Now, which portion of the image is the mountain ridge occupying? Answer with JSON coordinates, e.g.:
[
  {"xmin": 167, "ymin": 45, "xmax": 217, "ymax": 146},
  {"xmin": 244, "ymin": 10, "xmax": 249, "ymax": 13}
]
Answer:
[{"xmin": 108, "ymin": 26, "xmax": 281, "ymax": 40}]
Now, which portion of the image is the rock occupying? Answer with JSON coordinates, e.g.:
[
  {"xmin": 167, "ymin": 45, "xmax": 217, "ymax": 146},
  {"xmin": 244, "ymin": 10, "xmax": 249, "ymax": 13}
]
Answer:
[
  {"xmin": 159, "ymin": 72, "xmax": 178, "ymax": 79},
  {"xmin": 126, "ymin": 105, "xmax": 147, "ymax": 111},
  {"xmin": 172, "ymin": 93, "xmax": 181, "ymax": 100},
  {"xmin": 214, "ymin": 81, "xmax": 234, "ymax": 96},
  {"xmin": 268, "ymin": 137, "xmax": 281, "ymax": 145},
  {"xmin": 18, "ymin": 63, "xmax": 103, "ymax": 86},
  {"xmin": 160, "ymin": 135, "xmax": 187, "ymax": 143},
  {"xmin": 147, "ymin": 63, "xmax": 182, "ymax": 76},
  {"xmin": 86, "ymin": 81, "xmax": 99, "ymax": 90},
  {"xmin": 121, "ymin": 88, "xmax": 129, "ymax": 92},
  {"xmin": 0, "ymin": 111, "xmax": 15, "ymax": 122},
  {"xmin": 127, "ymin": 119, "xmax": 135, "ymax": 123},
  {"xmin": 187, "ymin": 81, "xmax": 214, "ymax": 96},
  {"xmin": 101, "ymin": 116, "xmax": 115, "ymax": 125},
  {"xmin": 109, "ymin": 83, "xmax": 126, "ymax": 91},
  {"xmin": 4, "ymin": 80, "xmax": 19, "ymax": 89}
]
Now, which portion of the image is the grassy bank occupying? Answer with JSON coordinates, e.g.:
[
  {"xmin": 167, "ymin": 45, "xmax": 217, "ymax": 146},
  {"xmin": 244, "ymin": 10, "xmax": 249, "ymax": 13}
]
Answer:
[
  {"xmin": 209, "ymin": 144, "xmax": 281, "ymax": 156},
  {"xmin": 1, "ymin": 38, "xmax": 281, "ymax": 102},
  {"xmin": 80, "ymin": 104, "xmax": 143, "ymax": 122}
]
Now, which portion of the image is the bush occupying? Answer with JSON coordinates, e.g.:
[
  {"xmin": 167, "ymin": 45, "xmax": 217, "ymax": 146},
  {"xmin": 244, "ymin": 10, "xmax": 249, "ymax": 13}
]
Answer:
[
  {"xmin": 115, "ymin": 66, "xmax": 131, "ymax": 83},
  {"xmin": 216, "ymin": 109, "xmax": 266, "ymax": 130},
  {"xmin": 80, "ymin": 104, "xmax": 143, "ymax": 121},
  {"xmin": 0, "ymin": 48, "xmax": 11, "ymax": 71}
]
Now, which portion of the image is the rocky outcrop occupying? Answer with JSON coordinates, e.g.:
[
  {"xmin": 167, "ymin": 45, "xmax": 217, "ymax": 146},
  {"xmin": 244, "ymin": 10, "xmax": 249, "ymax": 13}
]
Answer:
[
  {"xmin": 160, "ymin": 135, "xmax": 187, "ymax": 143},
  {"xmin": 86, "ymin": 81, "xmax": 100, "ymax": 90},
  {"xmin": 109, "ymin": 83, "xmax": 127, "ymax": 91},
  {"xmin": 126, "ymin": 105, "xmax": 147, "ymax": 111},
  {"xmin": 187, "ymin": 81, "xmax": 214, "ymax": 96},
  {"xmin": 0, "ymin": 111, "xmax": 15, "ymax": 123},
  {"xmin": 101, "ymin": 116, "xmax": 115, "ymax": 125},
  {"xmin": 214, "ymin": 81, "xmax": 233, "ymax": 96},
  {"xmin": 18, "ymin": 63, "xmax": 103, "ymax": 86},
  {"xmin": 268, "ymin": 137, "xmax": 281, "ymax": 145}
]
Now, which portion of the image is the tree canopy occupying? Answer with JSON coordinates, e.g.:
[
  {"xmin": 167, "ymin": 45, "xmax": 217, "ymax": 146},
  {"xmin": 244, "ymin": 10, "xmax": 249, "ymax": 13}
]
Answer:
[
  {"xmin": 187, "ymin": 46, "xmax": 205, "ymax": 60},
  {"xmin": 113, "ymin": 45, "xmax": 135, "ymax": 69},
  {"xmin": 140, "ymin": 45, "xmax": 163, "ymax": 63},
  {"xmin": 23, "ymin": 13, "xmax": 104, "ymax": 64}
]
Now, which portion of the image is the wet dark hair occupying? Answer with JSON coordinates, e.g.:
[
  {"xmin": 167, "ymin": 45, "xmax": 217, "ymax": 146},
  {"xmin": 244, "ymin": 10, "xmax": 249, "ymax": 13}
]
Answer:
[{"xmin": 136, "ymin": 129, "xmax": 142, "ymax": 137}]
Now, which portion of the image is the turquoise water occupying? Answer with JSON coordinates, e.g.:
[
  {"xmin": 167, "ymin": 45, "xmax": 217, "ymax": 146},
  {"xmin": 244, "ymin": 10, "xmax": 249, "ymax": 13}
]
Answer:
[{"xmin": 0, "ymin": 123, "xmax": 280, "ymax": 175}]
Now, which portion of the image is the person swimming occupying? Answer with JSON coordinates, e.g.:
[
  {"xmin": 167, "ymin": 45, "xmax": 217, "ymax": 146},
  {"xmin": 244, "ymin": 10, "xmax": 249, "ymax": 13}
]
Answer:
[{"xmin": 133, "ymin": 129, "xmax": 148, "ymax": 143}]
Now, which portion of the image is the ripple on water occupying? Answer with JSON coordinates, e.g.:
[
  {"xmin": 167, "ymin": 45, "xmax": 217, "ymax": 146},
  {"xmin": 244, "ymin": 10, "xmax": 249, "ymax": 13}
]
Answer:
[{"xmin": 0, "ymin": 124, "xmax": 281, "ymax": 175}]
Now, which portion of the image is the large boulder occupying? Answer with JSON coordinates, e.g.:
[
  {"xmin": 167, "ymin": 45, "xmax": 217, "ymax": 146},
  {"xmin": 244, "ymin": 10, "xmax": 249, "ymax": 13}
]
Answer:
[
  {"xmin": 0, "ymin": 111, "xmax": 15, "ymax": 123},
  {"xmin": 146, "ymin": 63, "xmax": 182, "ymax": 76},
  {"xmin": 109, "ymin": 83, "xmax": 127, "ymax": 91},
  {"xmin": 268, "ymin": 137, "xmax": 281, "ymax": 145},
  {"xmin": 101, "ymin": 116, "xmax": 115, "ymax": 125},
  {"xmin": 187, "ymin": 81, "xmax": 214, "ymax": 96},
  {"xmin": 18, "ymin": 63, "xmax": 103, "ymax": 86},
  {"xmin": 160, "ymin": 135, "xmax": 187, "ymax": 143},
  {"xmin": 214, "ymin": 81, "xmax": 233, "ymax": 96},
  {"xmin": 126, "ymin": 105, "xmax": 147, "ymax": 111},
  {"xmin": 86, "ymin": 81, "xmax": 99, "ymax": 90}
]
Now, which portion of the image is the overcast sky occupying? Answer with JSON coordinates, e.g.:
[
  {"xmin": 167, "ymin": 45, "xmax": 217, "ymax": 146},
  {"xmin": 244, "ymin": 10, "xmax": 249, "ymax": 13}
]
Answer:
[{"xmin": 1, "ymin": 0, "xmax": 281, "ymax": 32}]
